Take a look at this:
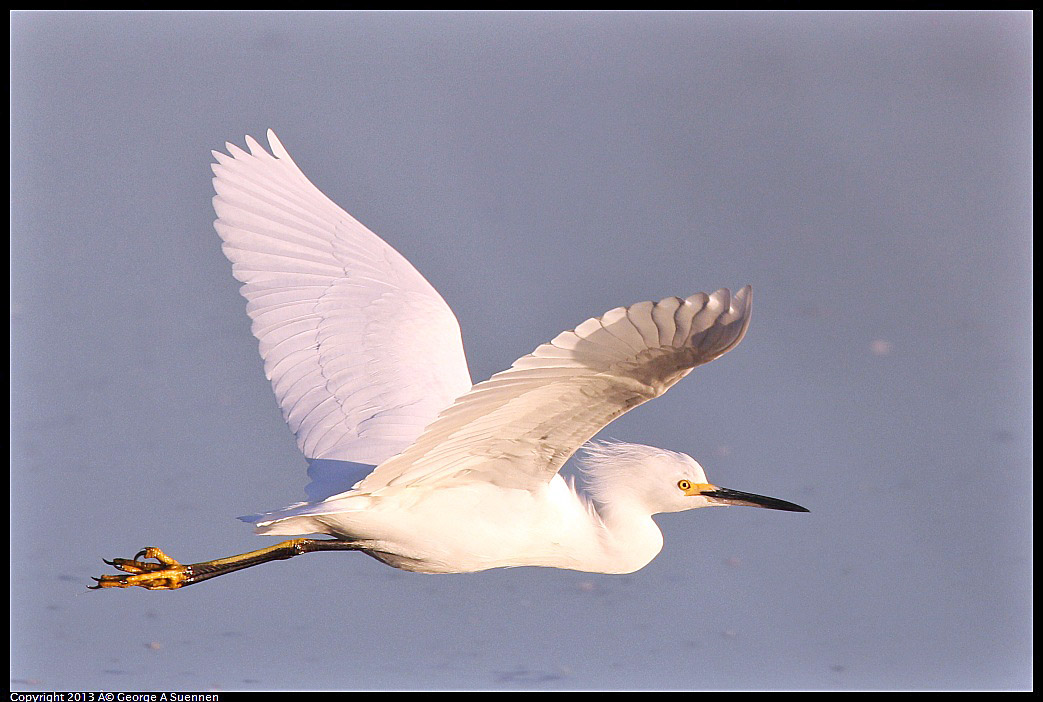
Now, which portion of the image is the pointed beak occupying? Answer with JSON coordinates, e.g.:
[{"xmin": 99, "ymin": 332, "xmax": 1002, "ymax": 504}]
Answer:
[{"xmin": 700, "ymin": 486, "xmax": 809, "ymax": 512}]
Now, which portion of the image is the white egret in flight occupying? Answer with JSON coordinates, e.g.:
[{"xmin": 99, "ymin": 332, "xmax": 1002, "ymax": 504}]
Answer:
[{"xmin": 92, "ymin": 131, "xmax": 807, "ymax": 590}]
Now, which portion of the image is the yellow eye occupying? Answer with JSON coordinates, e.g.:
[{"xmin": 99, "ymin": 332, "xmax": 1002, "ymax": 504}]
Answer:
[{"xmin": 677, "ymin": 480, "xmax": 692, "ymax": 491}]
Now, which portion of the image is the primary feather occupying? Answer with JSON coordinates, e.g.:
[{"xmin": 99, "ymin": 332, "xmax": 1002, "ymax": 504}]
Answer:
[{"xmin": 212, "ymin": 131, "xmax": 472, "ymax": 467}]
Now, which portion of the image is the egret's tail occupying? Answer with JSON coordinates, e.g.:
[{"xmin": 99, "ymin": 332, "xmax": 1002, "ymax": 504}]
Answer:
[{"xmin": 239, "ymin": 493, "xmax": 373, "ymax": 536}]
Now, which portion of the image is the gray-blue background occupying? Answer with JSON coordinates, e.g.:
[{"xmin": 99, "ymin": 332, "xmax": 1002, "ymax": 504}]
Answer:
[{"xmin": 11, "ymin": 11, "xmax": 1031, "ymax": 691}]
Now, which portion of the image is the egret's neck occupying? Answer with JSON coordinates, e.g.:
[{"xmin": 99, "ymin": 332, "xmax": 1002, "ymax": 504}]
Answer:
[{"xmin": 588, "ymin": 499, "xmax": 664, "ymax": 575}]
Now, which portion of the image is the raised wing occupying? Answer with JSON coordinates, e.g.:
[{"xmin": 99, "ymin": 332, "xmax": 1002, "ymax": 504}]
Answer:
[
  {"xmin": 212, "ymin": 131, "xmax": 473, "ymax": 466},
  {"xmin": 353, "ymin": 287, "xmax": 752, "ymax": 493}
]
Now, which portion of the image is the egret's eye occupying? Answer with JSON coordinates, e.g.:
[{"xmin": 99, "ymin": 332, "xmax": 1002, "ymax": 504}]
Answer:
[{"xmin": 677, "ymin": 479, "xmax": 692, "ymax": 491}]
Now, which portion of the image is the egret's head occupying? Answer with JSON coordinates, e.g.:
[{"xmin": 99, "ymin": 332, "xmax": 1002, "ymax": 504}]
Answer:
[{"xmin": 579, "ymin": 441, "xmax": 808, "ymax": 515}]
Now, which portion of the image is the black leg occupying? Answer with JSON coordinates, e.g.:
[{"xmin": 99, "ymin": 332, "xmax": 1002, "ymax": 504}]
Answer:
[{"xmin": 91, "ymin": 539, "xmax": 364, "ymax": 590}]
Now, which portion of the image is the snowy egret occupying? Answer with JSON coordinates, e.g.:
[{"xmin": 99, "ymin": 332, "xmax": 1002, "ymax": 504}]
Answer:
[{"xmin": 92, "ymin": 131, "xmax": 807, "ymax": 591}]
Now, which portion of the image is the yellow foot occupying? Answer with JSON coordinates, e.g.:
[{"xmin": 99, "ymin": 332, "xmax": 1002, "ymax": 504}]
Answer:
[{"xmin": 90, "ymin": 547, "xmax": 190, "ymax": 590}]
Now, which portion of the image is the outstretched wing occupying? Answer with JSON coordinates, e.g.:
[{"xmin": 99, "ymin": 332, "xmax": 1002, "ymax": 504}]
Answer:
[
  {"xmin": 211, "ymin": 131, "xmax": 473, "ymax": 466},
  {"xmin": 353, "ymin": 287, "xmax": 752, "ymax": 493}
]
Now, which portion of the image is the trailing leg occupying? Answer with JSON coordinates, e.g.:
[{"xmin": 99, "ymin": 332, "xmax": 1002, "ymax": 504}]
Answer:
[{"xmin": 90, "ymin": 539, "xmax": 364, "ymax": 590}]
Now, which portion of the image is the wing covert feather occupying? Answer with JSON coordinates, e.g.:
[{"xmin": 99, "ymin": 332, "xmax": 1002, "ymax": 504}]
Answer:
[{"xmin": 354, "ymin": 287, "xmax": 752, "ymax": 493}]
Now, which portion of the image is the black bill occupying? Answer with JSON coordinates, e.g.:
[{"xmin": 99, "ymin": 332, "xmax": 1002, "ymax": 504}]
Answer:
[{"xmin": 700, "ymin": 487, "xmax": 809, "ymax": 512}]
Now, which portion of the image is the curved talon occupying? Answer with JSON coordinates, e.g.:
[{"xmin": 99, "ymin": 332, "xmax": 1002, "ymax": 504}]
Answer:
[
  {"xmin": 108, "ymin": 557, "xmax": 165, "ymax": 573},
  {"xmin": 91, "ymin": 547, "xmax": 190, "ymax": 590}
]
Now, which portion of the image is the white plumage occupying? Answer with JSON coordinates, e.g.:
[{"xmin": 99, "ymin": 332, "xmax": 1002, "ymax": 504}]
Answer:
[
  {"xmin": 205, "ymin": 131, "xmax": 804, "ymax": 576},
  {"xmin": 213, "ymin": 132, "xmax": 472, "ymax": 466}
]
